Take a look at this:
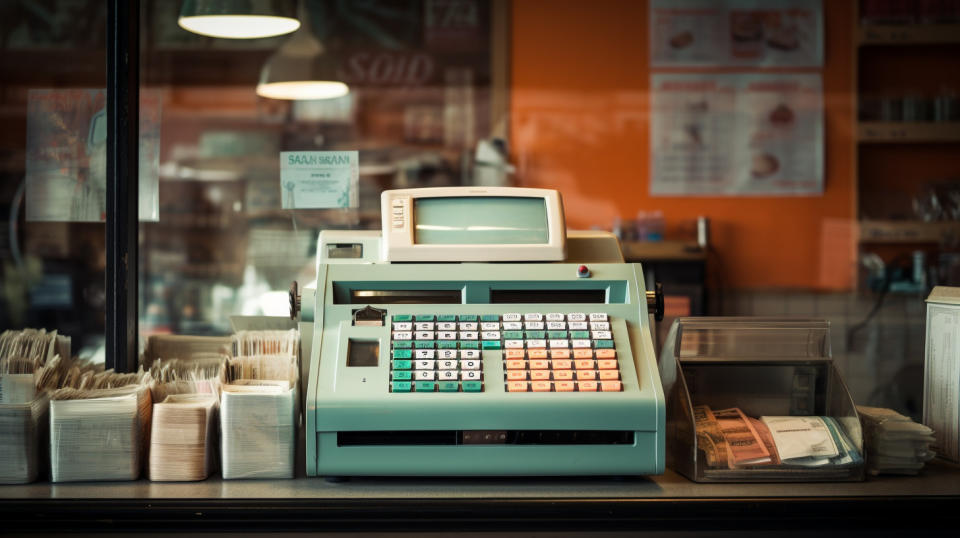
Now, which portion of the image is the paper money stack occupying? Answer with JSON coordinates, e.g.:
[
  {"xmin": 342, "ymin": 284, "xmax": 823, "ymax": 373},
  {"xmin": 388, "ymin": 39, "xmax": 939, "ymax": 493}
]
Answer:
[
  {"xmin": 0, "ymin": 394, "xmax": 49, "ymax": 484},
  {"xmin": 857, "ymin": 405, "xmax": 936, "ymax": 475},
  {"xmin": 221, "ymin": 381, "xmax": 297, "ymax": 479},
  {"xmin": 49, "ymin": 385, "xmax": 152, "ymax": 482},
  {"xmin": 149, "ymin": 394, "xmax": 219, "ymax": 481}
]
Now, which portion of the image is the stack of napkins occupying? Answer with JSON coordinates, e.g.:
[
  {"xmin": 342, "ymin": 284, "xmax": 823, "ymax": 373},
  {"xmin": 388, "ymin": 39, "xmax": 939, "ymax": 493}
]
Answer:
[
  {"xmin": 858, "ymin": 405, "xmax": 936, "ymax": 475},
  {"xmin": 149, "ymin": 394, "xmax": 218, "ymax": 481},
  {"xmin": 221, "ymin": 381, "xmax": 297, "ymax": 479},
  {"xmin": 0, "ymin": 394, "xmax": 49, "ymax": 484},
  {"xmin": 49, "ymin": 385, "xmax": 152, "ymax": 482}
]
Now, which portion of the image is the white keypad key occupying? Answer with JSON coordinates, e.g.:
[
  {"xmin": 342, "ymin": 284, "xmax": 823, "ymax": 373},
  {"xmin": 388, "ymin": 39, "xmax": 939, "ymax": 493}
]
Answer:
[
  {"xmin": 590, "ymin": 321, "xmax": 610, "ymax": 331},
  {"xmin": 438, "ymin": 370, "xmax": 458, "ymax": 380},
  {"xmin": 415, "ymin": 331, "xmax": 435, "ymax": 340},
  {"xmin": 572, "ymin": 339, "xmax": 592, "ymax": 348},
  {"xmin": 589, "ymin": 313, "xmax": 608, "ymax": 322},
  {"xmin": 438, "ymin": 349, "xmax": 458, "ymax": 359},
  {"xmin": 591, "ymin": 331, "xmax": 612, "ymax": 340},
  {"xmin": 438, "ymin": 360, "xmax": 458, "ymax": 370},
  {"xmin": 526, "ymin": 339, "xmax": 547, "ymax": 348},
  {"xmin": 392, "ymin": 331, "xmax": 412, "ymax": 340},
  {"xmin": 415, "ymin": 370, "xmax": 436, "ymax": 381},
  {"xmin": 437, "ymin": 322, "xmax": 457, "ymax": 331},
  {"xmin": 502, "ymin": 322, "xmax": 523, "ymax": 331},
  {"xmin": 481, "ymin": 331, "xmax": 501, "ymax": 340},
  {"xmin": 415, "ymin": 350, "xmax": 435, "ymax": 359},
  {"xmin": 437, "ymin": 331, "xmax": 457, "ymax": 340},
  {"xmin": 549, "ymin": 339, "xmax": 570, "ymax": 348},
  {"xmin": 414, "ymin": 359, "xmax": 435, "ymax": 370},
  {"xmin": 568, "ymin": 322, "xmax": 588, "ymax": 331},
  {"xmin": 568, "ymin": 313, "xmax": 587, "ymax": 322},
  {"xmin": 546, "ymin": 321, "xmax": 566, "ymax": 330},
  {"xmin": 502, "ymin": 313, "xmax": 522, "ymax": 322},
  {"xmin": 459, "ymin": 331, "xmax": 478, "ymax": 340},
  {"xmin": 461, "ymin": 360, "xmax": 480, "ymax": 371},
  {"xmin": 481, "ymin": 322, "xmax": 500, "ymax": 331},
  {"xmin": 415, "ymin": 322, "xmax": 435, "ymax": 330},
  {"xmin": 393, "ymin": 322, "xmax": 412, "ymax": 331},
  {"xmin": 460, "ymin": 350, "xmax": 480, "ymax": 359},
  {"xmin": 461, "ymin": 370, "xmax": 481, "ymax": 381},
  {"xmin": 524, "ymin": 322, "xmax": 545, "ymax": 330},
  {"xmin": 524, "ymin": 313, "xmax": 543, "ymax": 321},
  {"xmin": 459, "ymin": 322, "xmax": 478, "ymax": 331},
  {"xmin": 546, "ymin": 313, "xmax": 565, "ymax": 321},
  {"xmin": 505, "ymin": 340, "xmax": 524, "ymax": 349}
]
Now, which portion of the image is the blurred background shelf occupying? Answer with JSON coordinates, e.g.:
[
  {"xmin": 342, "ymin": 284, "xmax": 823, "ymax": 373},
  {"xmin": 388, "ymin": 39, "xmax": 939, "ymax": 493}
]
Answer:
[
  {"xmin": 859, "ymin": 24, "xmax": 960, "ymax": 45},
  {"xmin": 858, "ymin": 220, "xmax": 959, "ymax": 244},
  {"xmin": 858, "ymin": 122, "xmax": 960, "ymax": 143}
]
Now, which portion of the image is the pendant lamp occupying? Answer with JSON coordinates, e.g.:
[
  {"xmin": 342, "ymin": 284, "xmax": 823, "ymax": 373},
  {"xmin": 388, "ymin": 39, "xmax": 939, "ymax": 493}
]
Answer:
[
  {"xmin": 178, "ymin": 0, "xmax": 300, "ymax": 39},
  {"xmin": 255, "ymin": 3, "xmax": 348, "ymax": 100}
]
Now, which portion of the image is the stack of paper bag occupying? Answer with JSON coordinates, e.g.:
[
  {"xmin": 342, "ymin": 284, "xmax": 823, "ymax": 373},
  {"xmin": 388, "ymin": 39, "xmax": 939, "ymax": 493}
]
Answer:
[
  {"xmin": 149, "ymin": 394, "xmax": 218, "ymax": 481},
  {"xmin": 858, "ymin": 405, "xmax": 936, "ymax": 475},
  {"xmin": 221, "ymin": 381, "xmax": 297, "ymax": 479},
  {"xmin": 0, "ymin": 395, "xmax": 49, "ymax": 484},
  {"xmin": 49, "ymin": 385, "xmax": 152, "ymax": 482}
]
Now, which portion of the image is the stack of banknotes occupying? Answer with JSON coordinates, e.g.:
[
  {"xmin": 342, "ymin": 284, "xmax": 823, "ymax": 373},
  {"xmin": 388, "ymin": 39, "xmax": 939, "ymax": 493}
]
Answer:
[
  {"xmin": 221, "ymin": 380, "xmax": 297, "ymax": 479},
  {"xmin": 857, "ymin": 405, "xmax": 936, "ymax": 475},
  {"xmin": 0, "ymin": 394, "xmax": 48, "ymax": 484},
  {"xmin": 149, "ymin": 394, "xmax": 219, "ymax": 481}
]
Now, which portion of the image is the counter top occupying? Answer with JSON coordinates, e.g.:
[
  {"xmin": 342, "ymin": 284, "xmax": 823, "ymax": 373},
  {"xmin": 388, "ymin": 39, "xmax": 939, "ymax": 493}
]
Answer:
[{"xmin": 3, "ymin": 462, "xmax": 959, "ymax": 532}]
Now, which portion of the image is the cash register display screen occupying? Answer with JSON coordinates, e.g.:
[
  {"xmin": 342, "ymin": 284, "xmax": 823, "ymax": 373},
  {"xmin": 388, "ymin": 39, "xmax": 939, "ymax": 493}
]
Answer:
[{"xmin": 413, "ymin": 197, "xmax": 549, "ymax": 245}]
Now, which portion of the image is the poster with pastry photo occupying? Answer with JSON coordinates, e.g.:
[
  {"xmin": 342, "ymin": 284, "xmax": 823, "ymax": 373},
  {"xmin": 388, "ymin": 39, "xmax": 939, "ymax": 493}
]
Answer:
[
  {"xmin": 650, "ymin": 73, "xmax": 823, "ymax": 196},
  {"xmin": 650, "ymin": 0, "xmax": 823, "ymax": 67}
]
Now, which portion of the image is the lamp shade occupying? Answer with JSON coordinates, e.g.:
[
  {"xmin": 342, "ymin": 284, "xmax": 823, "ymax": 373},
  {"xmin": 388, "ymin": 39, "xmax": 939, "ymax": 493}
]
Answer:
[
  {"xmin": 178, "ymin": 0, "xmax": 300, "ymax": 39},
  {"xmin": 256, "ymin": 19, "xmax": 349, "ymax": 100}
]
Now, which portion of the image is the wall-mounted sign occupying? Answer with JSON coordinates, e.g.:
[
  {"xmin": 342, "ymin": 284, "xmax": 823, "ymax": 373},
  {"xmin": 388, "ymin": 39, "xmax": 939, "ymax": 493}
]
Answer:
[{"xmin": 280, "ymin": 151, "xmax": 359, "ymax": 209}]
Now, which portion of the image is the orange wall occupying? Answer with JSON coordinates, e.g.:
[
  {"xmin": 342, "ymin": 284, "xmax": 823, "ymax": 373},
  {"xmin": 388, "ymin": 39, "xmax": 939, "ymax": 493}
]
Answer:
[{"xmin": 510, "ymin": 0, "xmax": 856, "ymax": 289}]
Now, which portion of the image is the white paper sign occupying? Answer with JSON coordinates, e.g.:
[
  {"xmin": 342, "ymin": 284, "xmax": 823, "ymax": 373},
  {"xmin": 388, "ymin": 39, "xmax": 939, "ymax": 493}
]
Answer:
[
  {"xmin": 650, "ymin": 73, "xmax": 823, "ymax": 196},
  {"xmin": 650, "ymin": 0, "xmax": 823, "ymax": 68},
  {"xmin": 280, "ymin": 151, "xmax": 359, "ymax": 209}
]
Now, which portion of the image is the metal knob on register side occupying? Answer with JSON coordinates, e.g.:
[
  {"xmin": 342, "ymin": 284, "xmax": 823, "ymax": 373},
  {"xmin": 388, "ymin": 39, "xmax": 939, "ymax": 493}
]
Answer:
[
  {"xmin": 647, "ymin": 282, "xmax": 664, "ymax": 322},
  {"xmin": 289, "ymin": 281, "xmax": 301, "ymax": 320}
]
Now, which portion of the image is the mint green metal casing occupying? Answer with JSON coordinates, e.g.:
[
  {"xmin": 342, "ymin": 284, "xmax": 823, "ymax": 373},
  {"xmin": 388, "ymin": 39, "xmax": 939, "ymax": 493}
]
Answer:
[{"xmin": 305, "ymin": 258, "xmax": 666, "ymax": 477}]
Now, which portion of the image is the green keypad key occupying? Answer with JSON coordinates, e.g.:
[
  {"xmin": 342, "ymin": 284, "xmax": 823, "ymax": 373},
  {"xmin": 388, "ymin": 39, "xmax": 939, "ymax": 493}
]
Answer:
[
  {"xmin": 437, "ymin": 314, "xmax": 457, "ymax": 322},
  {"xmin": 458, "ymin": 314, "xmax": 478, "ymax": 322},
  {"xmin": 503, "ymin": 331, "xmax": 523, "ymax": 339},
  {"xmin": 391, "ymin": 381, "xmax": 412, "ymax": 392},
  {"xmin": 571, "ymin": 331, "xmax": 590, "ymax": 339},
  {"xmin": 392, "ymin": 370, "xmax": 412, "ymax": 381},
  {"xmin": 525, "ymin": 331, "xmax": 546, "ymax": 339},
  {"xmin": 547, "ymin": 331, "xmax": 568, "ymax": 339},
  {"xmin": 415, "ymin": 314, "xmax": 436, "ymax": 322},
  {"xmin": 392, "ymin": 341, "xmax": 412, "ymax": 349},
  {"xmin": 392, "ymin": 359, "xmax": 412, "ymax": 370},
  {"xmin": 393, "ymin": 314, "xmax": 413, "ymax": 322},
  {"xmin": 392, "ymin": 349, "xmax": 412, "ymax": 359},
  {"xmin": 462, "ymin": 381, "xmax": 482, "ymax": 392},
  {"xmin": 439, "ymin": 381, "xmax": 459, "ymax": 392},
  {"xmin": 415, "ymin": 381, "xmax": 436, "ymax": 392},
  {"xmin": 481, "ymin": 340, "xmax": 501, "ymax": 350},
  {"xmin": 437, "ymin": 341, "xmax": 458, "ymax": 349},
  {"xmin": 415, "ymin": 340, "xmax": 436, "ymax": 349},
  {"xmin": 481, "ymin": 314, "xmax": 500, "ymax": 322},
  {"xmin": 460, "ymin": 341, "xmax": 479, "ymax": 349},
  {"xmin": 595, "ymin": 340, "xmax": 615, "ymax": 348}
]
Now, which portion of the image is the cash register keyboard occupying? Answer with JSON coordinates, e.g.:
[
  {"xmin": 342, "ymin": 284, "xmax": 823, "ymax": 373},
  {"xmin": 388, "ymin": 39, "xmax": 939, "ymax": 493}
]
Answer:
[{"xmin": 389, "ymin": 313, "xmax": 622, "ymax": 393}]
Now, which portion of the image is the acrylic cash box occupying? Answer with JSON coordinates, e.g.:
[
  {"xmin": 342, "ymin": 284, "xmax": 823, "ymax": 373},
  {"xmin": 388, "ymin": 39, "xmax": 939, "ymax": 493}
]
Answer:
[{"xmin": 659, "ymin": 318, "xmax": 865, "ymax": 482}]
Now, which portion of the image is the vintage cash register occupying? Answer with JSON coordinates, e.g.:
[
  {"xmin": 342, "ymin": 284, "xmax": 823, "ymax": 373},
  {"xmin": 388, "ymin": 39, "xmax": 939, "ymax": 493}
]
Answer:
[{"xmin": 295, "ymin": 187, "xmax": 665, "ymax": 477}]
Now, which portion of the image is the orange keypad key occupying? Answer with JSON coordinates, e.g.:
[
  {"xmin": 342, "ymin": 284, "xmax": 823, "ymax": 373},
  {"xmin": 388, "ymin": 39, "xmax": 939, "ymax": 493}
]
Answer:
[
  {"xmin": 597, "ymin": 359, "xmax": 618, "ymax": 370},
  {"xmin": 531, "ymin": 381, "xmax": 552, "ymax": 392},
  {"xmin": 506, "ymin": 359, "xmax": 526, "ymax": 370},
  {"xmin": 578, "ymin": 381, "xmax": 598, "ymax": 392},
  {"xmin": 555, "ymin": 381, "xmax": 575, "ymax": 392},
  {"xmin": 527, "ymin": 349, "xmax": 548, "ymax": 359},
  {"xmin": 530, "ymin": 370, "xmax": 551, "ymax": 381},
  {"xmin": 601, "ymin": 380, "xmax": 622, "ymax": 392},
  {"xmin": 576, "ymin": 370, "xmax": 597, "ymax": 380},
  {"xmin": 552, "ymin": 370, "xmax": 574, "ymax": 380},
  {"xmin": 550, "ymin": 349, "xmax": 571, "ymax": 359},
  {"xmin": 505, "ymin": 349, "xmax": 525, "ymax": 360},
  {"xmin": 595, "ymin": 349, "xmax": 616, "ymax": 359},
  {"xmin": 551, "ymin": 359, "xmax": 572, "ymax": 370},
  {"xmin": 573, "ymin": 349, "xmax": 593, "ymax": 359},
  {"xmin": 574, "ymin": 359, "xmax": 595, "ymax": 370},
  {"xmin": 507, "ymin": 381, "xmax": 529, "ymax": 392},
  {"xmin": 599, "ymin": 370, "xmax": 620, "ymax": 380},
  {"xmin": 529, "ymin": 359, "xmax": 549, "ymax": 370},
  {"xmin": 506, "ymin": 370, "xmax": 527, "ymax": 381}
]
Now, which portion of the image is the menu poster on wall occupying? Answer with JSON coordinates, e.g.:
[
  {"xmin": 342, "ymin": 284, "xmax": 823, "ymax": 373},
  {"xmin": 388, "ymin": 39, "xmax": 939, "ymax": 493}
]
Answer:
[
  {"xmin": 280, "ymin": 151, "xmax": 360, "ymax": 210},
  {"xmin": 650, "ymin": 0, "xmax": 823, "ymax": 68},
  {"xmin": 650, "ymin": 73, "xmax": 823, "ymax": 196}
]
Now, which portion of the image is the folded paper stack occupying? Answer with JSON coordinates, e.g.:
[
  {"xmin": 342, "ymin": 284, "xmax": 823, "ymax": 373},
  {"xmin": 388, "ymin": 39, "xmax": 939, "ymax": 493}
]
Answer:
[
  {"xmin": 149, "ymin": 394, "xmax": 219, "ymax": 481},
  {"xmin": 221, "ymin": 380, "xmax": 297, "ymax": 479},
  {"xmin": 858, "ymin": 405, "xmax": 937, "ymax": 475},
  {"xmin": 0, "ymin": 395, "xmax": 49, "ymax": 484}
]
